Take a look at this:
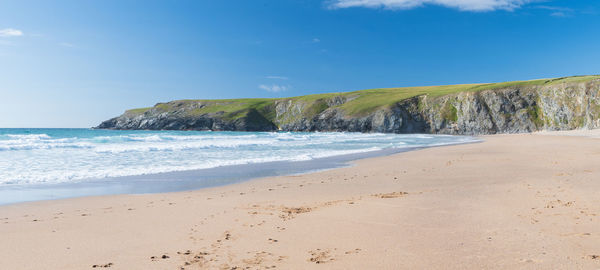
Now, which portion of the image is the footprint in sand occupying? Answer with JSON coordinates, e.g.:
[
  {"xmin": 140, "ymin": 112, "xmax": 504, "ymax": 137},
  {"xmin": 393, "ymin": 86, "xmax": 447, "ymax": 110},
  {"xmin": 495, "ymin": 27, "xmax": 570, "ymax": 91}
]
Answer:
[
  {"xmin": 150, "ymin": 254, "xmax": 170, "ymax": 261},
  {"xmin": 344, "ymin": 248, "xmax": 362, "ymax": 255},
  {"xmin": 308, "ymin": 249, "xmax": 335, "ymax": 264},
  {"xmin": 177, "ymin": 250, "xmax": 192, "ymax": 255},
  {"xmin": 179, "ymin": 251, "xmax": 211, "ymax": 268},
  {"xmin": 545, "ymin": 199, "xmax": 575, "ymax": 209},
  {"xmin": 280, "ymin": 207, "xmax": 312, "ymax": 220},
  {"xmin": 91, "ymin": 263, "xmax": 113, "ymax": 268},
  {"xmin": 372, "ymin": 192, "xmax": 408, "ymax": 199}
]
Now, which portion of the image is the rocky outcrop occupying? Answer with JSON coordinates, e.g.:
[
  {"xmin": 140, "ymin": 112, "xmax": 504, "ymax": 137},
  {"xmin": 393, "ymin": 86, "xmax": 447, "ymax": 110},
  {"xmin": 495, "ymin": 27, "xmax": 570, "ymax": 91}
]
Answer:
[
  {"xmin": 97, "ymin": 79, "xmax": 600, "ymax": 135},
  {"xmin": 96, "ymin": 101, "xmax": 278, "ymax": 131}
]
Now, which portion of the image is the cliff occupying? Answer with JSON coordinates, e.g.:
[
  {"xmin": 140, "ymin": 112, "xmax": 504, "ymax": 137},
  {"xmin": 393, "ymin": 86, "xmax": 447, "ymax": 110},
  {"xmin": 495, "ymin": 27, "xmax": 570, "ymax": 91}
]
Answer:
[{"xmin": 96, "ymin": 76, "xmax": 600, "ymax": 135}]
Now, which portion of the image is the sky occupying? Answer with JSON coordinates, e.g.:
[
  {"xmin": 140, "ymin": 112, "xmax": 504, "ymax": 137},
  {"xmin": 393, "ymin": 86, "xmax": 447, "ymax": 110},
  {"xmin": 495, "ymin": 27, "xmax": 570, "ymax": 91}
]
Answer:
[{"xmin": 1, "ymin": 0, "xmax": 599, "ymax": 128}]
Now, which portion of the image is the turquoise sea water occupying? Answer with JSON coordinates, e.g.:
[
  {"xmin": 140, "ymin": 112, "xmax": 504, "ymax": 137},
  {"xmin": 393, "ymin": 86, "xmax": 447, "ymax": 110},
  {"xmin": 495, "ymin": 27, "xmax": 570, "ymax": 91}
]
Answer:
[{"xmin": 0, "ymin": 128, "xmax": 478, "ymax": 186}]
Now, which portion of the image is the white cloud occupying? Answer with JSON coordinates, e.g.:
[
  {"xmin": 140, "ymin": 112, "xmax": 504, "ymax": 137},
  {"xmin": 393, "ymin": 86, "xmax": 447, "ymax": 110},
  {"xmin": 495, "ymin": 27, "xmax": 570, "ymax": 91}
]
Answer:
[
  {"xmin": 312, "ymin": 38, "xmax": 321, "ymax": 43},
  {"xmin": 266, "ymin": 76, "xmax": 289, "ymax": 80},
  {"xmin": 259, "ymin": 84, "xmax": 290, "ymax": 93},
  {"xmin": 327, "ymin": 0, "xmax": 533, "ymax": 12},
  {"xmin": 0, "ymin": 28, "xmax": 24, "ymax": 37}
]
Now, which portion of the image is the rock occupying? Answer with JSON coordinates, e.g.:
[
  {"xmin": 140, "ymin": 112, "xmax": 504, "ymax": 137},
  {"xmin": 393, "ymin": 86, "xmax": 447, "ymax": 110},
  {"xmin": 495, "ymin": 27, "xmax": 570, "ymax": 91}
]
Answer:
[{"xmin": 96, "ymin": 79, "xmax": 600, "ymax": 135}]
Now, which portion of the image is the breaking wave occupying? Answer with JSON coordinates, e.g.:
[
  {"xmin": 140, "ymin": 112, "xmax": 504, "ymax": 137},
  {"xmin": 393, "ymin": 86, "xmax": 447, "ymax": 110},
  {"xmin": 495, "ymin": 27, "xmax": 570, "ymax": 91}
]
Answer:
[{"xmin": 0, "ymin": 129, "xmax": 478, "ymax": 185}]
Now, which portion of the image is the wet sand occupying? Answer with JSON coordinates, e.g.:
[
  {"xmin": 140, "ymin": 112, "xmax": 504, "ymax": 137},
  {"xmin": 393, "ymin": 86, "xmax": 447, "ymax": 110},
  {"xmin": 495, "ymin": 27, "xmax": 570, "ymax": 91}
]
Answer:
[{"xmin": 1, "ymin": 131, "xmax": 600, "ymax": 269}]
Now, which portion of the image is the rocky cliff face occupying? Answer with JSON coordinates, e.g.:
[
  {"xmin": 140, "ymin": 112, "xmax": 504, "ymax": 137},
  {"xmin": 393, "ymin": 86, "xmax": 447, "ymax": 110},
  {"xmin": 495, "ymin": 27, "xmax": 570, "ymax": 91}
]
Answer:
[
  {"xmin": 97, "ymin": 110, "xmax": 276, "ymax": 132},
  {"xmin": 97, "ymin": 79, "xmax": 600, "ymax": 135}
]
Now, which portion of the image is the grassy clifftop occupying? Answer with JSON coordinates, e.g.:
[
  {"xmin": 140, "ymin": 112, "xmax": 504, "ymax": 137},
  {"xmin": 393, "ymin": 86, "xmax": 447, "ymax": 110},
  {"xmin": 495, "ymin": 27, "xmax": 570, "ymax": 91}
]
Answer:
[{"xmin": 124, "ymin": 75, "xmax": 600, "ymax": 122}]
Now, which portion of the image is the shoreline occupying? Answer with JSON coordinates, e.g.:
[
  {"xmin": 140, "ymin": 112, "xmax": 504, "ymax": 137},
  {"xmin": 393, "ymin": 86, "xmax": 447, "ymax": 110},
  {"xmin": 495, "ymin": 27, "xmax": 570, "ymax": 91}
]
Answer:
[
  {"xmin": 0, "ymin": 137, "xmax": 479, "ymax": 206},
  {"xmin": 2, "ymin": 131, "xmax": 600, "ymax": 269}
]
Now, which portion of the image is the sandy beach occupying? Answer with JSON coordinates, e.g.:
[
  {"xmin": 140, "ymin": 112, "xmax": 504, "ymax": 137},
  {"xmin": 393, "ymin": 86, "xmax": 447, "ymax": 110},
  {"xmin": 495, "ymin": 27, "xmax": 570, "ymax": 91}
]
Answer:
[{"xmin": 1, "ymin": 131, "xmax": 600, "ymax": 269}]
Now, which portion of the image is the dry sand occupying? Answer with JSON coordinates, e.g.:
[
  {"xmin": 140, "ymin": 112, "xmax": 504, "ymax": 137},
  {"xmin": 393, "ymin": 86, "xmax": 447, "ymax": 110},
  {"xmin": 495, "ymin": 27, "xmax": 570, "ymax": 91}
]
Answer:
[{"xmin": 1, "ymin": 132, "xmax": 600, "ymax": 269}]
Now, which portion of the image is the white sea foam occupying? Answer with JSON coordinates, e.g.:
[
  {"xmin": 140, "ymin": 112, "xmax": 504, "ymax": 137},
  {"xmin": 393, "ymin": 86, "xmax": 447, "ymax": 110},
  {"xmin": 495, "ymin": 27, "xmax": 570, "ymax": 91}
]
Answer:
[{"xmin": 0, "ymin": 130, "xmax": 479, "ymax": 185}]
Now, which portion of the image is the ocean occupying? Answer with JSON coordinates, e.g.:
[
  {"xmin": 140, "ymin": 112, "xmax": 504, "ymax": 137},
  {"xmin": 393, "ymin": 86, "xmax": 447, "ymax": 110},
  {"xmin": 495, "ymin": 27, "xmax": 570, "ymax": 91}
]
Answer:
[{"xmin": 0, "ymin": 128, "xmax": 478, "ymax": 204}]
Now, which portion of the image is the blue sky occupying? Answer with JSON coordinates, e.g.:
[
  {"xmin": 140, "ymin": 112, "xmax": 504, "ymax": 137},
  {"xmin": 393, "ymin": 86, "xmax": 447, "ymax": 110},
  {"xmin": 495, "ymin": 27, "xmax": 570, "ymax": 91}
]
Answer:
[{"xmin": 1, "ymin": 0, "xmax": 599, "ymax": 127}]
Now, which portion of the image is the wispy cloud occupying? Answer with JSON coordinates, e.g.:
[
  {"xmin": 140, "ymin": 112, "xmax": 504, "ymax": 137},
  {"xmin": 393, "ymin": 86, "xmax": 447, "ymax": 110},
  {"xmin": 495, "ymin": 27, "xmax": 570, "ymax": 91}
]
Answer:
[
  {"xmin": 312, "ymin": 38, "xmax": 321, "ymax": 43},
  {"xmin": 535, "ymin": 5, "xmax": 574, "ymax": 17},
  {"xmin": 59, "ymin": 42, "xmax": 76, "ymax": 48},
  {"xmin": 327, "ymin": 0, "xmax": 533, "ymax": 12},
  {"xmin": 266, "ymin": 76, "xmax": 289, "ymax": 80},
  {"xmin": 0, "ymin": 28, "xmax": 24, "ymax": 37},
  {"xmin": 259, "ymin": 84, "xmax": 290, "ymax": 93}
]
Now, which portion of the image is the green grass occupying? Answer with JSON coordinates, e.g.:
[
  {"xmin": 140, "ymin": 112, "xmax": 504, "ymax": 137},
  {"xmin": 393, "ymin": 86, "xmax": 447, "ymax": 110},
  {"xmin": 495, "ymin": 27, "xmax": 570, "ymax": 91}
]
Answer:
[
  {"xmin": 441, "ymin": 102, "xmax": 458, "ymax": 122},
  {"xmin": 527, "ymin": 105, "xmax": 544, "ymax": 127},
  {"xmin": 148, "ymin": 98, "xmax": 276, "ymax": 120},
  {"xmin": 125, "ymin": 107, "xmax": 152, "ymax": 115},
  {"xmin": 123, "ymin": 75, "xmax": 600, "ymax": 120},
  {"xmin": 332, "ymin": 75, "xmax": 600, "ymax": 116}
]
